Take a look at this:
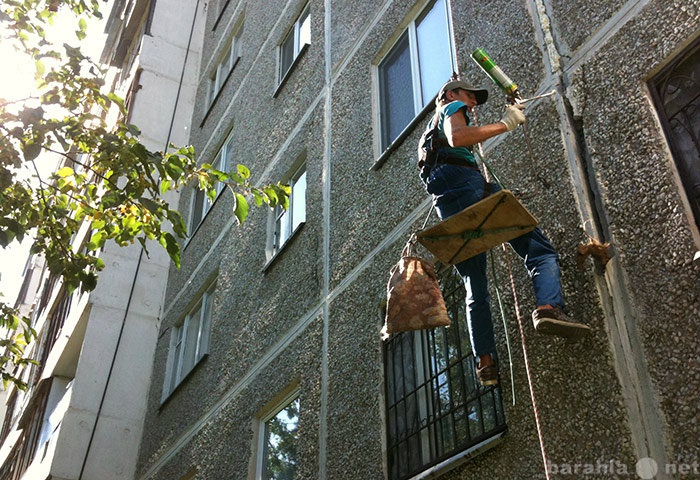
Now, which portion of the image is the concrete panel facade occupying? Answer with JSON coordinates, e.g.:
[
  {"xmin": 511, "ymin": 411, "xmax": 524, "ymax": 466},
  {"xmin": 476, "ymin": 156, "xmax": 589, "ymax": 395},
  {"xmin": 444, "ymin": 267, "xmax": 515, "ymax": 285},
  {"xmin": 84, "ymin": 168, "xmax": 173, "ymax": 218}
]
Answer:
[{"xmin": 136, "ymin": 0, "xmax": 699, "ymax": 479}]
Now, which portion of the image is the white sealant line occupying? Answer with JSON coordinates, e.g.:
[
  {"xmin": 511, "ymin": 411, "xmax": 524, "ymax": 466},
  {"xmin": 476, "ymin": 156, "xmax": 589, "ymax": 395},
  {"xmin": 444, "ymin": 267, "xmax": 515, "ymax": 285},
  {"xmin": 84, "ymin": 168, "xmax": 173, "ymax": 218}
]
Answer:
[
  {"xmin": 317, "ymin": 0, "xmax": 333, "ymax": 477},
  {"xmin": 534, "ymin": 0, "xmax": 670, "ymax": 476},
  {"xmin": 563, "ymin": 0, "xmax": 652, "ymax": 75}
]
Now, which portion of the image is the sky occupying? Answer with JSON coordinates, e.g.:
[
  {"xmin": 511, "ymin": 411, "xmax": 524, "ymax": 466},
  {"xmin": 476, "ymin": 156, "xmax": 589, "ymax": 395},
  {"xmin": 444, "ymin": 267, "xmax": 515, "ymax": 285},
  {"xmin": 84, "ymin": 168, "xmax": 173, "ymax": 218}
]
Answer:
[{"xmin": 0, "ymin": 6, "xmax": 108, "ymax": 304}]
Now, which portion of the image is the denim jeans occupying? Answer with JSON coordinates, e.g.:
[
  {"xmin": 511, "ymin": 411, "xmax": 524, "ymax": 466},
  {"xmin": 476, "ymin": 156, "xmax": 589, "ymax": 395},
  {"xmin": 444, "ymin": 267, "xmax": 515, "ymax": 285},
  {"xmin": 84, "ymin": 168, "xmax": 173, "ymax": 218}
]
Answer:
[{"xmin": 422, "ymin": 164, "xmax": 565, "ymax": 357}]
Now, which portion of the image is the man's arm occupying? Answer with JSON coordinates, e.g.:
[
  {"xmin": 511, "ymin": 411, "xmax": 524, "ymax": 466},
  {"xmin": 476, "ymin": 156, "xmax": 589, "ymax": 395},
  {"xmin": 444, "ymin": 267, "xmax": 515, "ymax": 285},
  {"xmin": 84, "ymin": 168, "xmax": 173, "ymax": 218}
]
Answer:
[{"xmin": 444, "ymin": 104, "xmax": 525, "ymax": 148}]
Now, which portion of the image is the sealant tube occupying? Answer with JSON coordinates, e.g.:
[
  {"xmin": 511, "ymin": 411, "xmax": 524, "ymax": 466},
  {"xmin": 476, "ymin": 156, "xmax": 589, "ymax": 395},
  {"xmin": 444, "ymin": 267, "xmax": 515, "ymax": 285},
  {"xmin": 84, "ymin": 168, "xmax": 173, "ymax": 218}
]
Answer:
[{"xmin": 471, "ymin": 48, "xmax": 519, "ymax": 97}]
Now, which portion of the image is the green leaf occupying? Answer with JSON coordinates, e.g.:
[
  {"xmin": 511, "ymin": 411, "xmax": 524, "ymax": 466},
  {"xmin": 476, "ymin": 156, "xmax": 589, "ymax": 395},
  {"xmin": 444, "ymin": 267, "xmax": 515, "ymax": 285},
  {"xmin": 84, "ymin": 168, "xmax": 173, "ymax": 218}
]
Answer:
[
  {"xmin": 139, "ymin": 197, "xmax": 160, "ymax": 214},
  {"xmin": 159, "ymin": 232, "xmax": 181, "ymax": 268},
  {"xmin": 233, "ymin": 193, "xmax": 249, "ymax": 223},
  {"xmin": 79, "ymin": 271, "xmax": 98, "ymax": 291},
  {"xmin": 101, "ymin": 191, "xmax": 124, "ymax": 208},
  {"xmin": 86, "ymin": 230, "xmax": 104, "ymax": 251},
  {"xmin": 57, "ymin": 166, "xmax": 74, "ymax": 177},
  {"xmin": 159, "ymin": 179, "xmax": 171, "ymax": 194},
  {"xmin": 236, "ymin": 164, "xmax": 251, "ymax": 179},
  {"xmin": 35, "ymin": 59, "xmax": 45, "ymax": 79},
  {"xmin": 252, "ymin": 190, "xmax": 264, "ymax": 207},
  {"xmin": 167, "ymin": 209, "xmax": 187, "ymax": 237},
  {"xmin": 21, "ymin": 141, "xmax": 42, "ymax": 161}
]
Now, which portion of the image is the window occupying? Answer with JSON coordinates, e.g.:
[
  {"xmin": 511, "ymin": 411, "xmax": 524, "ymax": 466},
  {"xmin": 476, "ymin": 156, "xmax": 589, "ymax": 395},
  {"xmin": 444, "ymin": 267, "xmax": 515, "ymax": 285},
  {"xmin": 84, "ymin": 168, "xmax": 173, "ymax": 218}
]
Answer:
[
  {"xmin": 257, "ymin": 395, "xmax": 300, "ymax": 480},
  {"xmin": 208, "ymin": 25, "xmax": 243, "ymax": 106},
  {"xmin": 190, "ymin": 133, "xmax": 236, "ymax": 231},
  {"xmin": 377, "ymin": 0, "xmax": 455, "ymax": 151},
  {"xmin": 0, "ymin": 379, "xmax": 51, "ymax": 480},
  {"xmin": 649, "ymin": 37, "xmax": 700, "ymax": 231},
  {"xmin": 279, "ymin": 5, "xmax": 310, "ymax": 83},
  {"xmin": 271, "ymin": 165, "xmax": 306, "ymax": 256},
  {"xmin": 162, "ymin": 283, "xmax": 215, "ymax": 398},
  {"xmin": 384, "ymin": 268, "xmax": 506, "ymax": 480}
]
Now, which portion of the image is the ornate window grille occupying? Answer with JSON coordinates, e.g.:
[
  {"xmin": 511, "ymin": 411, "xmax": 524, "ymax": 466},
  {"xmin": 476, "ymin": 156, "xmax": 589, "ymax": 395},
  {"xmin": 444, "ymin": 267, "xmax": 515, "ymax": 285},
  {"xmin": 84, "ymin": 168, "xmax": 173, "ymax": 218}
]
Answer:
[{"xmin": 649, "ymin": 37, "xmax": 700, "ymax": 230}]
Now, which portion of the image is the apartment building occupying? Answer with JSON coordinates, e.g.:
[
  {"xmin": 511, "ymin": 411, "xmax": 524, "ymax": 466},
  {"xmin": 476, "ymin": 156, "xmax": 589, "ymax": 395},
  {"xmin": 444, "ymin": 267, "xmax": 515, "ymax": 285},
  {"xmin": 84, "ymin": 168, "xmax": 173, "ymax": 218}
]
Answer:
[
  {"xmin": 0, "ymin": 1, "xmax": 204, "ymax": 479},
  {"xmin": 3, "ymin": 0, "xmax": 697, "ymax": 479},
  {"xmin": 134, "ymin": 0, "xmax": 699, "ymax": 479}
]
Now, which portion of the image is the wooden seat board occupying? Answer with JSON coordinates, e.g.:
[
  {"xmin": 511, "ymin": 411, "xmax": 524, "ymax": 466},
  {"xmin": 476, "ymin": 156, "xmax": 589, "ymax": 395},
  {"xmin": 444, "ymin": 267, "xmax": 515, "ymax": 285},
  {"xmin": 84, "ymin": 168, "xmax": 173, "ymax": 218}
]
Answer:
[{"xmin": 417, "ymin": 190, "xmax": 538, "ymax": 265}]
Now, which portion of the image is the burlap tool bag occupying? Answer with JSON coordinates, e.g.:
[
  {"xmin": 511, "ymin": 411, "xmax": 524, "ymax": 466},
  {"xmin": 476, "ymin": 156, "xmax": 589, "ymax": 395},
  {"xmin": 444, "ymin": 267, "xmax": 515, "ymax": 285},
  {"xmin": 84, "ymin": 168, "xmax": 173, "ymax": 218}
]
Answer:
[{"xmin": 382, "ymin": 240, "xmax": 451, "ymax": 339}]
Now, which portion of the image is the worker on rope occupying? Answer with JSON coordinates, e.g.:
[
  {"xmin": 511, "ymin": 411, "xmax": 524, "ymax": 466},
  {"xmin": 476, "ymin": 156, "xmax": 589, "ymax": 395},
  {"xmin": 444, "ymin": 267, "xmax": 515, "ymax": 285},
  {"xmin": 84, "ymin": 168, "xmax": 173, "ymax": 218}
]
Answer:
[{"xmin": 418, "ymin": 78, "xmax": 591, "ymax": 386}]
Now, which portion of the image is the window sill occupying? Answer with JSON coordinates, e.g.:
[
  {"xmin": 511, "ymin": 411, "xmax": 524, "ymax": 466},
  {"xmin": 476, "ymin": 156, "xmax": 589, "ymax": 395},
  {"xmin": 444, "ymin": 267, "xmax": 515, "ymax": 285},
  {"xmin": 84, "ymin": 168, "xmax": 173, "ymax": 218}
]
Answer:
[
  {"xmin": 182, "ymin": 191, "xmax": 226, "ymax": 253},
  {"xmin": 200, "ymin": 56, "xmax": 240, "ymax": 128},
  {"xmin": 158, "ymin": 353, "xmax": 209, "ymax": 410},
  {"xmin": 273, "ymin": 43, "xmax": 310, "ymax": 98},
  {"xmin": 261, "ymin": 222, "xmax": 306, "ymax": 272},
  {"xmin": 408, "ymin": 429, "xmax": 506, "ymax": 480},
  {"xmin": 212, "ymin": 0, "xmax": 232, "ymax": 31}
]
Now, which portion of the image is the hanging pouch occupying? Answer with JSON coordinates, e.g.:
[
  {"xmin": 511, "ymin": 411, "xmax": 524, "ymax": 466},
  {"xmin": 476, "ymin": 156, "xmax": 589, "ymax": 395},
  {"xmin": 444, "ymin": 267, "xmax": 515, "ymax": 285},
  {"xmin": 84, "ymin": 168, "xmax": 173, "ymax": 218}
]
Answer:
[{"xmin": 381, "ymin": 237, "xmax": 451, "ymax": 340}]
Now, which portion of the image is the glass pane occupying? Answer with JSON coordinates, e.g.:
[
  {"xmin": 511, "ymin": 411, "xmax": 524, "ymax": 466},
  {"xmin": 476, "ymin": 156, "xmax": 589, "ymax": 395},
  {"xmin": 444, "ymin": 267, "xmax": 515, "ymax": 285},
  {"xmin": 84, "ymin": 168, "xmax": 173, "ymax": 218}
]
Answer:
[
  {"xmin": 416, "ymin": 0, "xmax": 453, "ymax": 107},
  {"xmin": 221, "ymin": 44, "xmax": 233, "ymax": 77},
  {"xmin": 191, "ymin": 190, "xmax": 205, "ymax": 229},
  {"xmin": 280, "ymin": 31, "xmax": 295, "ymax": 79},
  {"xmin": 231, "ymin": 33, "xmax": 240, "ymax": 60},
  {"xmin": 277, "ymin": 208, "xmax": 291, "ymax": 247},
  {"xmin": 264, "ymin": 398, "xmax": 299, "ymax": 480},
  {"xmin": 208, "ymin": 76, "xmax": 217, "ymax": 104},
  {"xmin": 170, "ymin": 327, "xmax": 183, "ymax": 392},
  {"xmin": 291, "ymin": 171, "xmax": 306, "ymax": 230},
  {"xmin": 298, "ymin": 10, "xmax": 311, "ymax": 49},
  {"xmin": 224, "ymin": 135, "xmax": 236, "ymax": 172},
  {"xmin": 181, "ymin": 308, "xmax": 201, "ymax": 377},
  {"xmin": 197, "ymin": 293, "xmax": 213, "ymax": 361},
  {"xmin": 379, "ymin": 33, "xmax": 415, "ymax": 148},
  {"xmin": 213, "ymin": 150, "xmax": 225, "ymax": 196}
]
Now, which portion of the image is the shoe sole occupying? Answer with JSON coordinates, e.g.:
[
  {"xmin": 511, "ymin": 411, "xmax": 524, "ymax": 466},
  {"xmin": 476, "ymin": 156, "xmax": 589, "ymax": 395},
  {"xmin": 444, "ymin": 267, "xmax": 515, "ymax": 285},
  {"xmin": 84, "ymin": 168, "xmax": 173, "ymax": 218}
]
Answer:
[
  {"xmin": 479, "ymin": 378, "xmax": 499, "ymax": 386},
  {"xmin": 534, "ymin": 318, "xmax": 591, "ymax": 339},
  {"xmin": 477, "ymin": 365, "xmax": 499, "ymax": 386}
]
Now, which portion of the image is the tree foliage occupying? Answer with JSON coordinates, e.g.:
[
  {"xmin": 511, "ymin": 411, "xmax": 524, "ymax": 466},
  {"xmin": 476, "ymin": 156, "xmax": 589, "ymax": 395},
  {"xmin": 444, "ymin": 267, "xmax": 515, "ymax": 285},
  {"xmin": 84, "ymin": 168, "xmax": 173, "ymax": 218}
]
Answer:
[
  {"xmin": 0, "ymin": 0, "xmax": 289, "ymax": 390},
  {"xmin": 264, "ymin": 399, "xmax": 299, "ymax": 480}
]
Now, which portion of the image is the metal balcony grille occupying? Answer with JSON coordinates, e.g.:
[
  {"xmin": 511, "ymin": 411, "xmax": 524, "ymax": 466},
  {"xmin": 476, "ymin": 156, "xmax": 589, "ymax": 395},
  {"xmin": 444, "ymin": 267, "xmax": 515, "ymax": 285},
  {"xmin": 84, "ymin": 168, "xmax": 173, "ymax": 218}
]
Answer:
[{"xmin": 384, "ymin": 268, "xmax": 506, "ymax": 480}]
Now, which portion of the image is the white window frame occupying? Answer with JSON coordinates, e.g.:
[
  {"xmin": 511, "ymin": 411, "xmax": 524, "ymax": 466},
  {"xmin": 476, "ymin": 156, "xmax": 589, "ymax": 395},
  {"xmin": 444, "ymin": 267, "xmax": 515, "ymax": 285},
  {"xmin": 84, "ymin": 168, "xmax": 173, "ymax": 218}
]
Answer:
[
  {"xmin": 162, "ymin": 283, "xmax": 215, "ymax": 400},
  {"xmin": 268, "ymin": 164, "xmax": 306, "ymax": 258},
  {"xmin": 207, "ymin": 25, "xmax": 242, "ymax": 107},
  {"xmin": 278, "ymin": 4, "xmax": 310, "ymax": 84},
  {"xmin": 376, "ymin": 0, "xmax": 456, "ymax": 152},
  {"xmin": 255, "ymin": 390, "xmax": 300, "ymax": 480},
  {"xmin": 189, "ymin": 132, "xmax": 236, "ymax": 232}
]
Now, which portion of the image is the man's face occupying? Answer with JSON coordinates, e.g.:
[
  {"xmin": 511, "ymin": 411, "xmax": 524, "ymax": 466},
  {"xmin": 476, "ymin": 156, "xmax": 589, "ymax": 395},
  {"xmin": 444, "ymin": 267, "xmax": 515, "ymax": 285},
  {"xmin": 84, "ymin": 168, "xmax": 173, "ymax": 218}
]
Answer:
[{"xmin": 447, "ymin": 88, "xmax": 478, "ymax": 111}]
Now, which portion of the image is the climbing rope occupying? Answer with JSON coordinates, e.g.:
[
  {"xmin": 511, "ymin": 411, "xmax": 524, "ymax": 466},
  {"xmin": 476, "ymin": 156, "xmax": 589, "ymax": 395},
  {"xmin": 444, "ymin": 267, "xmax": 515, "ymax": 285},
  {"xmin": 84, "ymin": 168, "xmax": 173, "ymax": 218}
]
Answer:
[
  {"xmin": 501, "ymin": 244, "xmax": 551, "ymax": 480},
  {"xmin": 473, "ymin": 109, "xmax": 551, "ymax": 479},
  {"xmin": 489, "ymin": 249, "xmax": 516, "ymax": 406}
]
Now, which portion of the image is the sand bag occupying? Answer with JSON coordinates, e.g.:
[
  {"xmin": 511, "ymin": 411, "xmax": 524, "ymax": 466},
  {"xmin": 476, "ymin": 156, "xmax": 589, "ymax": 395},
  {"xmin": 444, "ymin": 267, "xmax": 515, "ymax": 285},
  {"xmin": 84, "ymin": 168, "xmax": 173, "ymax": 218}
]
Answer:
[{"xmin": 381, "ymin": 240, "xmax": 450, "ymax": 339}]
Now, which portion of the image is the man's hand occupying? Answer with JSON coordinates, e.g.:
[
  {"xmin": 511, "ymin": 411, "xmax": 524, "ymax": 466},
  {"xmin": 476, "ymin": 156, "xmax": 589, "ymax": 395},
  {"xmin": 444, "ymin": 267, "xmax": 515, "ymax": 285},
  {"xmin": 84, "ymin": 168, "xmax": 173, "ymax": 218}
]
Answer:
[{"xmin": 499, "ymin": 103, "xmax": 526, "ymax": 131}]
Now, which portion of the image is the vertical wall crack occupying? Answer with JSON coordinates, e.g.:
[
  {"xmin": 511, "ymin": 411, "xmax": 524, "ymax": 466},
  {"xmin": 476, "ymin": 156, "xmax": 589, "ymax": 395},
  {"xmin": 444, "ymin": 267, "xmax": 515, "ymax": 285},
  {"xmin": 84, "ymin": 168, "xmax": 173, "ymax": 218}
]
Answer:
[{"xmin": 531, "ymin": 0, "xmax": 672, "ymax": 475}]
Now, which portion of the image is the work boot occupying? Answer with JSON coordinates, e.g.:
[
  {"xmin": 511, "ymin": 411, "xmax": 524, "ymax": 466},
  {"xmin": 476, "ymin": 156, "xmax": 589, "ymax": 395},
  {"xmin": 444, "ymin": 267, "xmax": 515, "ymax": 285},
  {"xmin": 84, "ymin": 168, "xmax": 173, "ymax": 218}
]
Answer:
[
  {"xmin": 532, "ymin": 305, "xmax": 590, "ymax": 340},
  {"xmin": 476, "ymin": 355, "xmax": 499, "ymax": 386}
]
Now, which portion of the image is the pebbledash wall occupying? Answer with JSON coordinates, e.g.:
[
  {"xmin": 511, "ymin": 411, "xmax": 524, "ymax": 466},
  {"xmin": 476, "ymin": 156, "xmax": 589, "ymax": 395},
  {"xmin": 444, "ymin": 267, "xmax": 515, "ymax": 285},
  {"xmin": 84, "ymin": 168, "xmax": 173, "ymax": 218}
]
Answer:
[{"xmin": 135, "ymin": 0, "xmax": 699, "ymax": 479}]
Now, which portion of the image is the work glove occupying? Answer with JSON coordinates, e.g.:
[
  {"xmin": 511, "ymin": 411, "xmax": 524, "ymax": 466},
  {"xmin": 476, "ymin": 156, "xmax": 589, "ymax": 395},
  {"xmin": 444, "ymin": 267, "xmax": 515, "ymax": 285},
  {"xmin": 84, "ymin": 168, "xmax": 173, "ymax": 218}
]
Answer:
[{"xmin": 499, "ymin": 103, "xmax": 526, "ymax": 131}]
